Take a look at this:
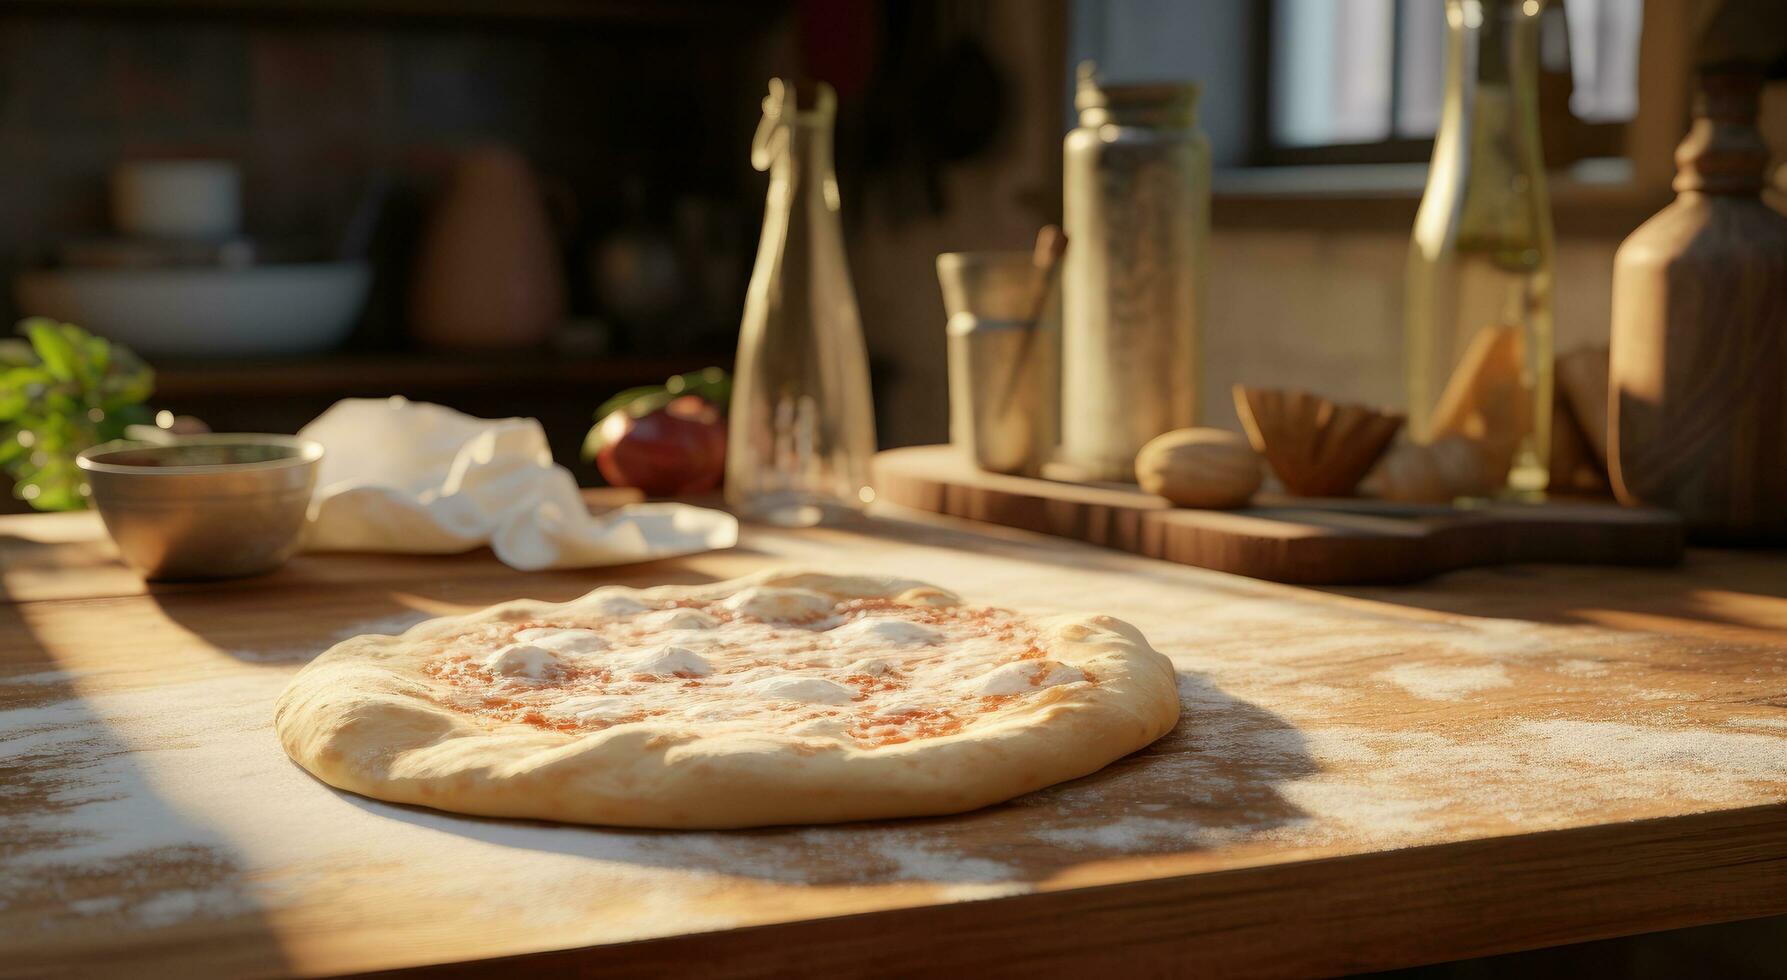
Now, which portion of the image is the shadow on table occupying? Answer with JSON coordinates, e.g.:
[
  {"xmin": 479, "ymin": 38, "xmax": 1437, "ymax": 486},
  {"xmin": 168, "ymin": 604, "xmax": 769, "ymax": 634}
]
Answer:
[
  {"xmin": 138, "ymin": 552, "xmax": 728, "ymax": 664},
  {"xmin": 849, "ymin": 509, "xmax": 1291, "ymax": 603},
  {"xmin": 335, "ymin": 668, "xmax": 1317, "ymax": 888},
  {"xmin": 1320, "ymin": 548, "xmax": 1787, "ymax": 635},
  {"xmin": 863, "ymin": 507, "xmax": 1787, "ymax": 638},
  {"xmin": 0, "ymin": 531, "xmax": 123, "ymax": 602},
  {"xmin": 0, "ymin": 605, "xmax": 292, "ymax": 973},
  {"xmin": 1364, "ymin": 913, "xmax": 1787, "ymax": 979}
]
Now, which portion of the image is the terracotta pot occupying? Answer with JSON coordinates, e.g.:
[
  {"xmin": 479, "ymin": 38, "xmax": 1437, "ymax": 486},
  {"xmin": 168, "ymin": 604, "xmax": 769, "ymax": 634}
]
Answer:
[{"xmin": 410, "ymin": 145, "xmax": 565, "ymax": 349}]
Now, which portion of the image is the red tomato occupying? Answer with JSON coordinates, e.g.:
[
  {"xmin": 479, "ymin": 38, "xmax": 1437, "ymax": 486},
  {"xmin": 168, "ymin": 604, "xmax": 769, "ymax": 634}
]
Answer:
[{"xmin": 594, "ymin": 395, "xmax": 727, "ymax": 496}]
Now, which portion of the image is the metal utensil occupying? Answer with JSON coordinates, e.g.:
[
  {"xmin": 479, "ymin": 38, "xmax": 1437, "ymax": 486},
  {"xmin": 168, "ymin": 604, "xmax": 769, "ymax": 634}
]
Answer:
[
  {"xmin": 996, "ymin": 226, "xmax": 1067, "ymax": 418},
  {"xmin": 76, "ymin": 434, "xmax": 323, "ymax": 581},
  {"xmin": 937, "ymin": 250, "xmax": 1058, "ymax": 475}
]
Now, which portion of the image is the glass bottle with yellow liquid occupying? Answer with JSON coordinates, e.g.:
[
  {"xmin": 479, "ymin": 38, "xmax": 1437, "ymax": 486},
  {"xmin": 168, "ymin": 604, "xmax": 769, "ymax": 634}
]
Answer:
[{"xmin": 1406, "ymin": 0, "xmax": 1554, "ymax": 499}]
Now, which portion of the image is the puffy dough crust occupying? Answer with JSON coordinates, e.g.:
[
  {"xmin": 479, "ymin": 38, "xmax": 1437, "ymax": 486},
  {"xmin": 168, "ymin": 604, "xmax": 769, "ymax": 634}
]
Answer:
[{"xmin": 274, "ymin": 570, "xmax": 1181, "ymax": 828}]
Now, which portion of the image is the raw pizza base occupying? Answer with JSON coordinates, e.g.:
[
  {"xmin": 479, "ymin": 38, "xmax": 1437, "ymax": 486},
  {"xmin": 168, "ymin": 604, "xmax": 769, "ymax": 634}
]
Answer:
[{"xmin": 274, "ymin": 570, "xmax": 1181, "ymax": 828}]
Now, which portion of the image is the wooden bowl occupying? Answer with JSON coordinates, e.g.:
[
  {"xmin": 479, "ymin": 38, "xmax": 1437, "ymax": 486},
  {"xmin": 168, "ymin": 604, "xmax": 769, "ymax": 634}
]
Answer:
[{"xmin": 1232, "ymin": 385, "xmax": 1404, "ymax": 497}]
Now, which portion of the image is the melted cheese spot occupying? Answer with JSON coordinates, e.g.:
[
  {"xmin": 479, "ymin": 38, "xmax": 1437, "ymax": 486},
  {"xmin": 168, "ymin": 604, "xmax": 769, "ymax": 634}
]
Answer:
[
  {"xmin": 788, "ymin": 716, "xmax": 850, "ymax": 738},
  {"xmin": 723, "ymin": 587, "xmax": 834, "ymax": 623},
  {"xmin": 615, "ymin": 645, "xmax": 713, "ymax": 677},
  {"xmin": 558, "ymin": 695, "xmax": 635, "ymax": 723},
  {"xmin": 874, "ymin": 695, "xmax": 929, "ymax": 716},
  {"xmin": 968, "ymin": 660, "xmax": 1085, "ymax": 696},
  {"xmin": 482, "ymin": 643, "xmax": 561, "ymax": 680},
  {"xmin": 744, "ymin": 675, "xmax": 857, "ymax": 705},
  {"xmin": 584, "ymin": 592, "xmax": 651, "ymax": 616},
  {"xmin": 641, "ymin": 608, "xmax": 720, "ymax": 631},
  {"xmin": 828, "ymin": 618, "xmax": 941, "ymax": 648},
  {"xmin": 513, "ymin": 628, "xmax": 610, "ymax": 655},
  {"xmin": 896, "ymin": 585, "xmax": 960, "ymax": 607},
  {"xmin": 436, "ymin": 593, "xmax": 1110, "ymax": 746}
]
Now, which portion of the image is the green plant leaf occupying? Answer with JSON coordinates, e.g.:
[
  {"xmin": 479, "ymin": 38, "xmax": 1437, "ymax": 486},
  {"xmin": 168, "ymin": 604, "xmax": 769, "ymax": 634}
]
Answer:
[
  {"xmin": 101, "ymin": 364, "xmax": 154, "ymax": 407},
  {"xmin": 0, "ymin": 365, "xmax": 53, "ymax": 407},
  {"xmin": 581, "ymin": 419, "xmax": 612, "ymax": 461},
  {"xmin": 1, "ymin": 319, "xmax": 153, "ymax": 511},
  {"xmin": 583, "ymin": 367, "xmax": 732, "ymax": 464},
  {"xmin": 44, "ymin": 390, "xmax": 78, "ymax": 418},
  {"xmin": 24, "ymin": 318, "xmax": 82, "ymax": 383},
  {"xmin": 593, "ymin": 368, "xmax": 733, "ymax": 423},
  {"xmin": 15, "ymin": 455, "xmax": 85, "ymax": 511},
  {"xmin": 0, "ymin": 368, "xmax": 40, "ymax": 419},
  {"xmin": 0, "ymin": 426, "xmax": 23, "ymax": 466},
  {"xmin": 98, "ymin": 403, "xmax": 151, "ymax": 441},
  {"xmin": 57, "ymin": 322, "xmax": 101, "ymax": 388},
  {"xmin": 593, "ymin": 385, "xmax": 667, "ymax": 423},
  {"xmin": 82, "ymin": 334, "xmax": 110, "ymax": 375},
  {"xmin": 668, "ymin": 366, "xmax": 732, "ymax": 407}
]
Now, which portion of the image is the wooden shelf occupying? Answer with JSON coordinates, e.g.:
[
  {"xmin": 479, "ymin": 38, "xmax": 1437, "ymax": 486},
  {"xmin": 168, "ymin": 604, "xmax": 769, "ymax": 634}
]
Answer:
[
  {"xmin": 5, "ymin": 0, "xmax": 779, "ymax": 28},
  {"xmin": 151, "ymin": 351, "xmax": 731, "ymax": 401}
]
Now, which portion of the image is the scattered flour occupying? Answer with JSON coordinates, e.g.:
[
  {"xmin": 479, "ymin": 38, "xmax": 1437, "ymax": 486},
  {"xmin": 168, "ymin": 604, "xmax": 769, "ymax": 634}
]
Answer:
[
  {"xmin": 1514, "ymin": 719, "xmax": 1787, "ymax": 782},
  {"xmin": 869, "ymin": 839, "xmax": 1018, "ymax": 883},
  {"xmin": 1, "ymin": 670, "xmax": 84, "ymax": 686},
  {"xmin": 1380, "ymin": 663, "xmax": 1513, "ymax": 701},
  {"xmin": 67, "ymin": 896, "xmax": 124, "ymax": 916},
  {"xmin": 1726, "ymin": 716, "xmax": 1787, "ymax": 731},
  {"xmin": 1275, "ymin": 780, "xmax": 1446, "ymax": 840},
  {"xmin": 2, "ymin": 668, "xmax": 1056, "ymax": 943},
  {"xmin": 6, "ymin": 533, "xmax": 1785, "ymax": 961},
  {"xmin": 1031, "ymin": 816, "xmax": 1239, "ymax": 851},
  {"xmin": 132, "ymin": 887, "xmax": 244, "ymax": 928}
]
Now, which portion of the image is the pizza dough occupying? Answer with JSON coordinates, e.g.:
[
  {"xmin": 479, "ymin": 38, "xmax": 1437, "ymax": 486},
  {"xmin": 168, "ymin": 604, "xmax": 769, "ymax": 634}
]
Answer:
[{"xmin": 274, "ymin": 570, "xmax": 1181, "ymax": 828}]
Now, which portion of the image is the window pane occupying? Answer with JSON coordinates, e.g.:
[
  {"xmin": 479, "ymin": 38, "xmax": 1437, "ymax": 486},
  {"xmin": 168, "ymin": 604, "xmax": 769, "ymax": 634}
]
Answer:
[
  {"xmin": 1271, "ymin": 0, "xmax": 1395, "ymax": 146},
  {"xmin": 1393, "ymin": 0, "xmax": 1449, "ymax": 137},
  {"xmin": 1565, "ymin": 0, "xmax": 1643, "ymax": 122}
]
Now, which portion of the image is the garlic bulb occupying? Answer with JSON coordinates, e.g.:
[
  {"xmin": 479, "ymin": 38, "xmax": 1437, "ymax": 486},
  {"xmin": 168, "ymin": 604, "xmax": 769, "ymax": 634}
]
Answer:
[
  {"xmin": 1135, "ymin": 428, "xmax": 1263, "ymax": 509},
  {"xmin": 1361, "ymin": 436, "xmax": 1501, "ymax": 503}
]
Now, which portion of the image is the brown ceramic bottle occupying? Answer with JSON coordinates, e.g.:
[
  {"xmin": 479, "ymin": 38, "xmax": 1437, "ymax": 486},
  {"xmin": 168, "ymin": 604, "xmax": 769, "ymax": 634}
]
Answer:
[
  {"xmin": 411, "ymin": 145, "xmax": 566, "ymax": 350},
  {"xmin": 1609, "ymin": 71, "xmax": 1787, "ymax": 542}
]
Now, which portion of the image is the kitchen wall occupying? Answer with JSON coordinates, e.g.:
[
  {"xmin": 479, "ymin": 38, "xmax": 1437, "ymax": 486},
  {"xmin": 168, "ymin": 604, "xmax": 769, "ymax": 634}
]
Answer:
[
  {"xmin": 852, "ymin": 0, "xmax": 1787, "ymax": 448},
  {"xmin": 837, "ymin": 0, "xmax": 1066, "ymax": 449},
  {"xmin": 860, "ymin": 202, "xmax": 1641, "ymax": 446},
  {"xmin": 5, "ymin": 4, "xmax": 1779, "ymax": 456},
  {"xmin": 0, "ymin": 9, "xmax": 772, "ymax": 350},
  {"xmin": 1177, "ymin": 91, "xmax": 1785, "ymax": 434},
  {"xmin": 1199, "ymin": 229, "xmax": 1622, "ymax": 431}
]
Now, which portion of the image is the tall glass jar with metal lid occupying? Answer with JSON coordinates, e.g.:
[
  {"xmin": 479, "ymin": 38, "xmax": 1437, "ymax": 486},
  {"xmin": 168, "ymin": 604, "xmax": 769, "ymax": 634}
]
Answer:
[{"xmin": 1060, "ymin": 61, "xmax": 1209, "ymax": 482}]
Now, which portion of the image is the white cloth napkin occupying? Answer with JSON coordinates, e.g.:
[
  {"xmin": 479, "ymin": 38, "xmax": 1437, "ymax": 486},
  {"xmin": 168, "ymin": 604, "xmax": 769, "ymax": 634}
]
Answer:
[{"xmin": 297, "ymin": 397, "xmax": 737, "ymax": 570}]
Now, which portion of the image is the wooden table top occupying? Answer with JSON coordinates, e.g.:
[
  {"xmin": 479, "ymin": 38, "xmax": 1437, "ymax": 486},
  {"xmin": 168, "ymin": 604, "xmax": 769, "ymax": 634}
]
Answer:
[{"xmin": 3, "ymin": 506, "xmax": 1785, "ymax": 977}]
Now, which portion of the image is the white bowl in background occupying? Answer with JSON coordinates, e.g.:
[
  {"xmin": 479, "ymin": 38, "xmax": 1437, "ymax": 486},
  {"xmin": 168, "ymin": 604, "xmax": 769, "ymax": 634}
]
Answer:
[
  {"xmin": 111, "ymin": 160, "xmax": 242, "ymax": 239},
  {"xmin": 14, "ymin": 262, "xmax": 371, "ymax": 357}
]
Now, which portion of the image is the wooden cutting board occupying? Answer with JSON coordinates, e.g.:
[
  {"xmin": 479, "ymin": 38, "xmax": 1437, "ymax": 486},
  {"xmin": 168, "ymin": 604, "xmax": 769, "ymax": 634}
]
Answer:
[{"xmin": 874, "ymin": 445, "xmax": 1684, "ymax": 584}]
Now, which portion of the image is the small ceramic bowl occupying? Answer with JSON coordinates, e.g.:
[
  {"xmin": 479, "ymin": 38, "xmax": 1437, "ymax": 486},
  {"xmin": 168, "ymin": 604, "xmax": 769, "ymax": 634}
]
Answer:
[{"xmin": 76, "ymin": 434, "xmax": 323, "ymax": 581}]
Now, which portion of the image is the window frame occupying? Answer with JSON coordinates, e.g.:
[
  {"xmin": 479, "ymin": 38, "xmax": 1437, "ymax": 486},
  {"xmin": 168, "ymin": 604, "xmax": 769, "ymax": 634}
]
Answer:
[{"xmin": 1246, "ymin": 0, "xmax": 1633, "ymax": 169}]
